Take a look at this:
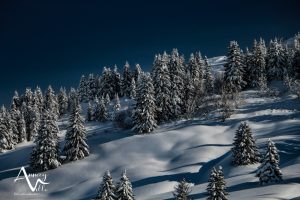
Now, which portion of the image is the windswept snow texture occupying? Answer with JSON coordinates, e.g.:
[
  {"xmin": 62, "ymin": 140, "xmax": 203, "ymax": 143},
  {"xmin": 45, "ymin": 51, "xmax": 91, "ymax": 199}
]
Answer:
[
  {"xmin": 0, "ymin": 89, "xmax": 300, "ymax": 200},
  {"xmin": 208, "ymin": 56, "xmax": 226, "ymax": 77}
]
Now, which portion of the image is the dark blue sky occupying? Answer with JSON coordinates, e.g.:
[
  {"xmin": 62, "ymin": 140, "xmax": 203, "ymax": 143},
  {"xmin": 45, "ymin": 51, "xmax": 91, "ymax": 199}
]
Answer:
[{"xmin": 0, "ymin": 0, "xmax": 300, "ymax": 105}]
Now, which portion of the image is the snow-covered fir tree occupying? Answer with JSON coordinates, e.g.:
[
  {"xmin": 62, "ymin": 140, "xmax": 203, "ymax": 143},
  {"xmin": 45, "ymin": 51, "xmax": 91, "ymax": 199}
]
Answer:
[
  {"xmin": 94, "ymin": 97, "xmax": 108, "ymax": 122},
  {"xmin": 259, "ymin": 37, "xmax": 267, "ymax": 57},
  {"xmin": 29, "ymin": 110, "xmax": 61, "ymax": 171},
  {"xmin": 173, "ymin": 179, "xmax": 192, "ymax": 200},
  {"xmin": 88, "ymin": 73, "xmax": 98, "ymax": 100},
  {"xmin": 12, "ymin": 90, "xmax": 22, "ymax": 109},
  {"xmin": 244, "ymin": 47, "xmax": 253, "ymax": 88},
  {"xmin": 58, "ymin": 87, "xmax": 69, "ymax": 116},
  {"xmin": 129, "ymin": 78, "xmax": 136, "ymax": 99},
  {"xmin": 266, "ymin": 38, "xmax": 286, "ymax": 80},
  {"xmin": 249, "ymin": 40, "xmax": 267, "ymax": 88},
  {"xmin": 78, "ymin": 75, "xmax": 89, "ymax": 102},
  {"xmin": 122, "ymin": 61, "xmax": 132, "ymax": 97},
  {"xmin": 87, "ymin": 102, "xmax": 94, "ymax": 121},
  {"xmin": 68, "ymin": 87, "xmax": 79, "ymax": 111},
  {"xmin": 232, "ymin": 122, "xmax": 260, "ymax": 165},
  {"xmin": 24, "ymin": 88, "xmax": 33, "ymax": 106},
  {"xmin": 256, "ymin": 138, "xmax": 282, "ymax": 185},
  {"xmin": 0, "ymin": 106, "xmax": 14, "ymax": 151},
  {"xmin": 44, "ymin": 85, "xmax": 59, "ymax": 119},
  {"xmin": 152, "ymin": 53, "xmax": 172, "ymax": 123},
  {"xmin": 207, "ymin": 166, "xmax": 228, "ymax": 200},
  {"xmin": 203, "ymin": 56, "xmax": 214, "ymax": 96},
  {"xmin": 95, "ymin": 170, "xmax": 116, "ymax": 200},
  {"xmin": 116, "ymin": 170, "xmax": 135, "ymax": 200},
  {"xmin": 112, "ymin": 65, "xmax": 122, "ymax": 97},
  {"xmin": 132, "ymin": 73, "xmax": 157, "ymax": 134},
  {"xmin": 224, "ymin": 41, "xmax": 246, "ymax": 93},
  {"xmin": 133, "ymin": 64, "xmax": 142, "ymax": 82},
  {"xmin": 22, "ymin": 102, "xmax": 40, "ymax": 141},
  {"xmin": 169, "ymin": 49, "xmax": 186, "ymax": 119},
  {"xmin": 10, "ymin": 103, "xmax": 26, "ymax": 143},
  {"xmin": 63, "ymin": 102, "xmax": 89, "ymax": 161},
  {"xmin": 101, "ymin": 67, "xmax": 113, "ymax": 99},
  {"xmin": 34, "ymin": 86, "xmax": 44, "ymax": 114},
  {"xmin": 184, "ymin": 70, "xmax": 196, "ymax": 118},
  {"xmin": 187, "ymin": 52, "xmax": 205, "ymax": 108}
]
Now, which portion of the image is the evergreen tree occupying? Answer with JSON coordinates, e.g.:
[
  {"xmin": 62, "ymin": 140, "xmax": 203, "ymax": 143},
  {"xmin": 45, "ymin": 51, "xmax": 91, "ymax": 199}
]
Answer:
[
  {"xmin": 29, "ymin": 110, "xmax": 61, "ymax": 171},
  {"xmin": 116, "ymin": 170, "xmax": 135, "ymax": 200},
  {"xmin": 58, "ymin": 87, "xmax": 69, "ymax": 116},
  {"xmin": 232, "ymin": 122, "xmax": 260, "ymax": 165},
  {"xmin": 184, "ymin": 70, "xmax": 196, "ymax": 118},
  {"xmin": 33, "ymin": 86, "xmax": 44, "ymax": 115},
  {"xmin": 0, "ymin": 106, "xmax": 14, "ymax": 151},
  {"xmin": 207, "ymin": 166, "xmax": 228, "ymax": 200},
  {"xmin": 256, "ymin": 138, "xmax": 282, "ymax": 185},
  {"xmin": 133, "ymin": 64, "xmax": 142, "ymax": 82},
  {"xmin": 10, "ymin": 103, "xmax": 26, "ymax": 143},
  {"xmin": 132, "ymin": 73, "xmax": 157, "ymax": 134},
  {"xmin": 169, "ymin": 49, "xmax": 186, "ymax": 118},
  {"xmin": 204, "ymin": 56, "xmax": 214, "ymax": 95},
  {"xmin": 22, "ymin": 102, "xmax": 40, "ymax": 141},
  {"xmin": 173, "ymin": 179, "xmax": 192, "ymax": 200},
  {"xmin": 44, "ymin": 85, "xmax": 59, "ymax": 119},
  {"xmin": 259, "ymin": 37, "xmax": 267, "ymax": 57},
  {"xmin": 63, "ymin": 103, "xmax": 89, "ymax": 161},
  {"xmin": 16, "ymin": 112, "xmax": 26, "ymax": 143},
  {"xmin": 129, "ymin": 78, "xmax": 136, "ymax": 99},
  {"xmin": 243, "ymin": 47, "xmax": 253, "ymax": 88},
  {"xmin": 122, "ymin": 61, "xmax": 132, "ymax": 97},
  {"xmin": 24, "ymin": 88, "xmax": 33, "ymax": 106},
  {"xmin": 68, "ymin": 87, "xmax": 79, "ymax": 112},
  {"xmin": 224, "ymin": 41, "xmax": 246, "ymax": 93},
  {"xmin": 94, "ymin": 97, "xmax": 108, "ymax": 122},
  {"xmin": 101, "ymin": 67, "xmax": 113, "ymax": 99},
  {"xmin": 112, "ymin": 65, "xmax": 122, "ymax": 97},
  {"xmin": 87, "ymin": 102, "xmax": 94, "ymax": 121},
  {"xmin": 95, "ymin": 170, "xmax": 116, "ymax": 200},
  {"xmin": 249, "ymin": 40, "xmax": 267, "ymax": 88},
  {"xmin": 187, "ymin": 52, "xmax": 205, "ymax": 108},
  {"xmin": 78, "ymin": 75, "xmax": 89, "ymax": 102},
  {"xmin": 12, "ymin": 90, "xmax": 22, "ymax": 109},
  {"xmin": 266, "ymin": 38, "xmax": 286, "ymax": 80},
  {"xmin": 88, "ymin": 74, "xmax": 98, "ymax": 100},
  {"xmin": 152, "ymin": 53, "xmax": 172, "ymax": 123}
]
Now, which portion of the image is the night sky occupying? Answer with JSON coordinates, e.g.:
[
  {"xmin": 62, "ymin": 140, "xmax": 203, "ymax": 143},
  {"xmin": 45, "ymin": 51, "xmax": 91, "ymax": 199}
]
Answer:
[{"xmin": 0, "ymin": 0, "xmax": 300, "ymax": 105}]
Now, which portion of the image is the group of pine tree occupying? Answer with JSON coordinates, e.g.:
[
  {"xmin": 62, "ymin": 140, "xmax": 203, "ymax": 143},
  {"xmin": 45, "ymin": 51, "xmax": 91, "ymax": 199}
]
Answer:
[
  {"xmin": 0, "ymin": 33, "xmax": 299, "ymax": 173},
  {"xmin": 173, "ymin": 121, "xmax": 282, "ymax": 200},
  {"xmin": 95, "ymin": 170, "xmax": 135, "ymax": 200},
  {"xmin": 0, "ymin": 85, "xmax": 89, "ymax": 171},
  {"xmin": 79, "ymin": 33, "xmax": 300, "ymax": 133}
]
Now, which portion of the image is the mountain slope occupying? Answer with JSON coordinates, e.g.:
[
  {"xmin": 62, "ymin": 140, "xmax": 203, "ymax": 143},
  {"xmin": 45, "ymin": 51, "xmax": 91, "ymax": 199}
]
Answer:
[{"xmin": 0, "ymin": 87, "xmax": 300, "ymax": 200}]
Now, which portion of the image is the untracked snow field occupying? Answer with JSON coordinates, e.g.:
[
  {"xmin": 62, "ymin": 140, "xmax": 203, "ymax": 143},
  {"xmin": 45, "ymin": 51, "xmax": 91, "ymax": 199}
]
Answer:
[{"xmin": 0, "ymin": 89, "xmax": 300, "ymax": 200}]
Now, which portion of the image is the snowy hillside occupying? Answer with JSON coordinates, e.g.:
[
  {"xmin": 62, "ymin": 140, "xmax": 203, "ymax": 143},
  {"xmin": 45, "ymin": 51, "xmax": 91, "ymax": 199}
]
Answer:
[
  {"xmin": 208, "ymin": 56, "xmax": 226, "ymax": 76},
  {"xmin": 0, "ymin": 85, "xmax": 299, "ymax": 200}
]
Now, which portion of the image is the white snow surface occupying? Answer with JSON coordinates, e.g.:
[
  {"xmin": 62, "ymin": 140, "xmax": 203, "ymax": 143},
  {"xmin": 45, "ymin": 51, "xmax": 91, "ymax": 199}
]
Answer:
[{"xmin": 0, "ymin": 88, "xmax": 300, "ymax": 200}]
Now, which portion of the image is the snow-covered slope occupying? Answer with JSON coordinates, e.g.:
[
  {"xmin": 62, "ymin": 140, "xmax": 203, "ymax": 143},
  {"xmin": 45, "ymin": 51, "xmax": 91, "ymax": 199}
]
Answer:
[
  {"xmin": 208, "ymin": 56, "xmax": 226, "ymax": 77},
  {"xmin": 0, "ymin": 88, "xmax": 300, "ymax": 200}
]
